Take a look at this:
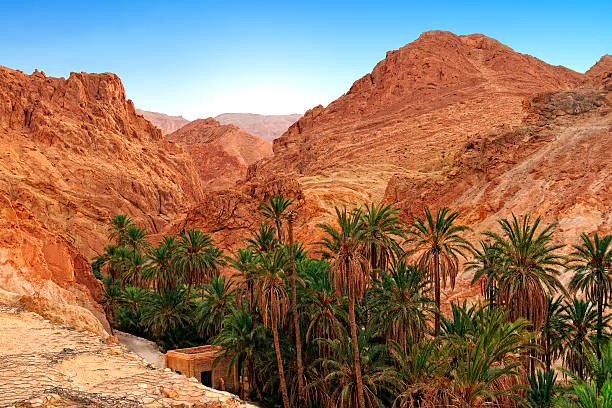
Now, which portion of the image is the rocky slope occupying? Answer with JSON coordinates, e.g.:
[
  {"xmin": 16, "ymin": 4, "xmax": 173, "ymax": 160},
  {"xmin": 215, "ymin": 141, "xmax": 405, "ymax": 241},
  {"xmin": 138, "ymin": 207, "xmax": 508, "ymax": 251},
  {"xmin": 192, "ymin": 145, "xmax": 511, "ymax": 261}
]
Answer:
[
  {"xmin": 0, "ymin": 195, "xmax": 109, "ymax": 337},
  {"xmin": 0, "ymin": 308, "xmax": 255, "ymax": 407},
  {"xmin": 216, "ymin": 113, "xmax": 301, "ymax": 142},
  {"xmin": 136, "ymin": 109, "xmax": 190, "ymax": 134},
  {"xmin": 0, "ymin": 67, "xmax": 204, "ymax": 332},
  {"xmin": 167, "ymin": 118, "xmax": 272, "ymax": 190},
  {"xmin": 0, "ymin": 67, "xmax": 203, "ymax": 259},
  {"xmin": 180, "ymin": 32, "xmax": 610, "ymax": 301}
]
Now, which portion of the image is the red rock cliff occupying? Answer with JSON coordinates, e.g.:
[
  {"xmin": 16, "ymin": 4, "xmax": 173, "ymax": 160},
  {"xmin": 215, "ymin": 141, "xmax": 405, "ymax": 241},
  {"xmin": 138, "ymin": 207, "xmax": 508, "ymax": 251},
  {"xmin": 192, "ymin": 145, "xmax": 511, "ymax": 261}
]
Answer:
[{"xmin": 0, "ymin": 67, "xmax": 204, "ymax": 259}]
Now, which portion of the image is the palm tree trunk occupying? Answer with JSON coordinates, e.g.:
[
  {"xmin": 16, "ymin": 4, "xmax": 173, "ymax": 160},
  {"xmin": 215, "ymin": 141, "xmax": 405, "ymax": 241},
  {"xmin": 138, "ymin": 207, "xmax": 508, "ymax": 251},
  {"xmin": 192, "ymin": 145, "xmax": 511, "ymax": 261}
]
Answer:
[
  {"xmin": 597, "ymin": 285, "xmax": 603, "ymax": 358},
  {"xmin": 545, "ymin": 333, "xmax": 551, "ymax": 372},
  {"xmin": 276, "ymin": 220, "xmax": 283, "ymax": 244},
  {"xmin": 289, "ymin": 217, "xmax": 304, "ymax": 400},
  {"xmin": 434, "ymin": 252, "xmax": 441, "ymax": 337},
  {"xmin": 272, "ymin": 315, "xmax": 290, "ymax": 408},
  {"xmin": 348, "ymin": 295, "xmax": 366, "ymax": 408},
  {"xmin": 238, "ymin": 360, "xmax": 244, "ymax": 399},
  {"xmin": 185, "ymin": 282, "xmax": 192, "ymax": 306}
]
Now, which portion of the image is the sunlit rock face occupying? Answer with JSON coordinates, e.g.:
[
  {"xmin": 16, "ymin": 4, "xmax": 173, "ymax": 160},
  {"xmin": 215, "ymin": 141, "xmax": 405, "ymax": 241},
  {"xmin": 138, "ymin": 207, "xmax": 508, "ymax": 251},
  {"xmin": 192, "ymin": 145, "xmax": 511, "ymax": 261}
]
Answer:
[
  {"xmin": 0, "ymin": 66, "xmax": 204, "ymax": 259},
  {"xmin": 187, "ymin": 32, "xmax": 611, "ymax": 305},
  {"xmin": 0, "ymin": 67, "xmax": 205, "ymax": 330}
]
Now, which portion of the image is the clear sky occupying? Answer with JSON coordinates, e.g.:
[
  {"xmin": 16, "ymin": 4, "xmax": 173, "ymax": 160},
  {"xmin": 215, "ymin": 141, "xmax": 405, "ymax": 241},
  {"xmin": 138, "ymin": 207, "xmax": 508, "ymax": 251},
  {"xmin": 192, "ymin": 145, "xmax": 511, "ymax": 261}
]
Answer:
[{"xmin": 2, "ymin": 1, "xmax": 610, "ymax": 120}]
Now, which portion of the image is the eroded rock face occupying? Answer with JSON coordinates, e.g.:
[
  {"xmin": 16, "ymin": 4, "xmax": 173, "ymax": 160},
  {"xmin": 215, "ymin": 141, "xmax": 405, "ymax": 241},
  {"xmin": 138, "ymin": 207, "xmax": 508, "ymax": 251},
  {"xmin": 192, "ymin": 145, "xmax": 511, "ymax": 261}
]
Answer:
[
  {"xmin": 0, "ymin": 66, "xmax": 203, "ymax": 259},
  {"xmin": 166, "ymin": 175, "xmax": 315, "ymax": 255},
  {"xmin": 241, "ymin": 31, "xmax": 610, "ymax": 248},
  {"xmin": 238, "ymin": 31, "xmax": 610, "ymax": 305},
  {"xmin": 383, "ymin": 61, "xmax": 612, "ymax": 297},
  {"xmin": 136, "ymin": 108, "xmax": 190, "ymax": 134},
  {"xmin": 250, "ymin": 31, "xmax": 581, "ymax": 188},
  {"xmin": 0, "ymin": 194, "xmax": 109, "ymax": 336},
  {"xmin": 167, "ymin": 118, "xmax": 273, "ymax": 190}
]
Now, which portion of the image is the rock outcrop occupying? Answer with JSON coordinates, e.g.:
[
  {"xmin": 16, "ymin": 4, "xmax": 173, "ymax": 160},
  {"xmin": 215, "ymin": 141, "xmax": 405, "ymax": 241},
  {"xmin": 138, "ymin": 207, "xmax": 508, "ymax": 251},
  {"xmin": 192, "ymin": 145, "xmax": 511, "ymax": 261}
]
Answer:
[
  {"xmin": 243, "ymin": 32, "xmax": 610, "ymax": 244},
  {"xmin": 0, "ymin": 195, "xmax": 109, "ymax": 336},
  {"xmin": 167, "ymin": 118, "xmax": 273, "ymax": 190},
  {"xmin": 167, "ymin": 175, "xmax": 311, "ymax": 254},
  {"xmin": 136, "ymin": 108, "xmax": 190, "ymax": 134},
  {"xmin": 216, "ymin": 113, "xmax": 302, "ymax": 143},
  {"xmin": 0, "ymin": 308, "xmax": 256, "ymax": 407},
  {"xmin": 208, "ymin": 31, "xmax": 609, "ymax": 303},
  {"xmin": 0, "ymin": 67, "xmax": 203, "ymax": 259},
  {"xmin": 0, "ymin": 67, "xmax": 204, "ymax": 331}
]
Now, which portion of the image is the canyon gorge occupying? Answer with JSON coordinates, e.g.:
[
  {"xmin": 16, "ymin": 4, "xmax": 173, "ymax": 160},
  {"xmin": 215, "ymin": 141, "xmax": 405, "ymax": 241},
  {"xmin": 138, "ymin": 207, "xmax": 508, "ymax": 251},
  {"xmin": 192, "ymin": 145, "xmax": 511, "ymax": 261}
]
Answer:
[{"xmin": 0, "ymin": 29, "xmax": 610, "ymax": 407}]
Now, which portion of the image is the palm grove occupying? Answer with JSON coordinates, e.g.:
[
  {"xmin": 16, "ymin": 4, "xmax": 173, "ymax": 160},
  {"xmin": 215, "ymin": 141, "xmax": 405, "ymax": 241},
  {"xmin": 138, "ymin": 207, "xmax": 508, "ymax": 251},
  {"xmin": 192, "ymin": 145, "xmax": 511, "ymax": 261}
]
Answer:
[{"xmin": 94, "ymin": 196, "xmax": 612, "ymax": 408}]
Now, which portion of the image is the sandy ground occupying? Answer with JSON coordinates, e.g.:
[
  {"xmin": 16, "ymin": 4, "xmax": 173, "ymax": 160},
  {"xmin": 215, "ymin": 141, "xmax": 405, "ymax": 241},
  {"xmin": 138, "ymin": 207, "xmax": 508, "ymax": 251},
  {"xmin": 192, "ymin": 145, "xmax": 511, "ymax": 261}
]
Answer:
[{"xmin": 115, "ymin": 330, "xmax": 165, "ymax": 368}]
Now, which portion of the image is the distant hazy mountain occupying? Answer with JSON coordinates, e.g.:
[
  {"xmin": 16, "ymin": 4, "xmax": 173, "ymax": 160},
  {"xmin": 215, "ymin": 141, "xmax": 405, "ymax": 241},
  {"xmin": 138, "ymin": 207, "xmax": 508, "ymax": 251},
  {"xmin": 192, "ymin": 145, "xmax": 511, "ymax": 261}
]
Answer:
[
  {"xmin": 215, "ymin": 113, "xmax": 302, "ymax": 143},
  {"xmin": 136, "ymin": 109, "xmax": 190, "ymax": 134},
  {"xmin": 166, "ymin": 118, "xmax": 272, "ymax": 190}
]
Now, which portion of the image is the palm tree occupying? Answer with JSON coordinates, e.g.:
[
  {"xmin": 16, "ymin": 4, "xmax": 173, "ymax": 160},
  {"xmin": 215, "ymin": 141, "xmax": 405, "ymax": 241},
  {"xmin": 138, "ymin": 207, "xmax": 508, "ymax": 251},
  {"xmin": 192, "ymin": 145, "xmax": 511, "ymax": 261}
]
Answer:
[
  {"xmin": 527, "ymin": 369, "xmax": 559, "ymax": 408},
  {"xmin": 113, "ymin": 246, "xmax": 135, "ymax": 290},
  {"xmin": 119, "ymin": 285, "xmax": 150, "ymax": 316},
  {"xmin": 314, "ymin": 327, "xmax": 395, "ymax": 408},
  {"xmin": 143, "ymin": 236, "xmax": 178, "ymax": 294},
  {"xmin": 246, "ymin": 222, "xmax": 279, "ymax": 253},
  {"xmin": 196, "ymin": 275, "xmax": 236, "ymax": 340},
  {"xmin": 568, "ymin": 233, "xmax": 612, "ymax": 353},
  {"xmin": 317, "ymin": 207, "xmax": 371, "ymax": 408},
  {"xmin": 141, "ymin": 287, "xmax": 191, "ymax": 344},
  {"xmin": 300, "ymin": 258, "xmax": 346, "ymax": 356},
  {"xmin": 360, "ymin": 202, "xmax": 405, "ymax": 271},
  {"xmin": 540, "ymin": 296, "xmax": 567, "ymax": 372},
  {"xmin": 467, "ymin": 240, "xmax": 503, "ymax": 308},
  {"xmin": 558, "ymin": 380, "xmax": 612, "ymax": 408},
  {"xmin": 286, "ymin": 210, "xmax": 305, "ymax": 401},
  {"xmin": 369, "ymin": 262, "xmax": 433, "ymax": 351},
  {"xmin": 228, "ymin": 248, "xmax": 258, "ymax": 315},
  {"xmin": 259, "ymin": 194, "xmax": 293, "ymax": 243},
  {"xmin": 108, "ymin": 214, "xmax": 133, "ymax": 245},
  {"xmin": 445, "ymin": 310, "xmax": 532, "ymax": 407},
  {"xmin": 253, "ymin": 248, "xmax": 291, "ymax": 408},
  {"xmin": 390, "ymin": 338, "xmax": 450, "ymax": 408},
  {"xmin": 561, "ymin": 298, "xmax": 600, "ymax": 378},
  {"xmin": 98, "ymin": 244, "xmax": 122, "ymax": 279},
  {"xmin": 123, "ymin": 251, "xmax": 145, "ymax": 288},
  {"xmin": 174, "ymin": 229, "xmax": 223, "ymax": 306},
  {"xmin": 124, "ymin": 224, "xmax": 151, "ymax": 254},
  {"xmin": 100, "ymin": 276, "xmax": 121, "ymax": 329},
  {"xmin": 486, "ymin": 215, "xmax": 566, "ymax": 331},
  {"xmin": 558, "ymin": 340, "xmax": 612, "ymax": 408},
  {"xmin": 214, "ymin": 308, "xmax": 267, "ymax": 399},
  {"xmin": 408, "ymin": 206, "xmax": 471, "ymax": 336}
]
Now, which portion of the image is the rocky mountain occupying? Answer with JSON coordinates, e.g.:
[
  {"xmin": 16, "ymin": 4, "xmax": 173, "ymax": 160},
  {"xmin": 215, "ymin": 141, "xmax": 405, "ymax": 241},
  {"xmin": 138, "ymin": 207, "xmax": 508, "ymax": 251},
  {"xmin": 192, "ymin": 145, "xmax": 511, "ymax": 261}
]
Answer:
[
  {"xmin": 181, "ymin": 32, "xmax": 611, "ymax": 293},
  {"xmin": 136, "ymin": 108, "xmax": 190, "ymax": 134},
  {"xmin": 216, "ymin": 112, "xmax": 302, "ymax": 142},
  {"xmin": 0, "ymin": 66, "xmax": 204, "ymax": 330},
  {"xmin": 167, "ymin": 118, "xmax": 273, "ymax": 190}
]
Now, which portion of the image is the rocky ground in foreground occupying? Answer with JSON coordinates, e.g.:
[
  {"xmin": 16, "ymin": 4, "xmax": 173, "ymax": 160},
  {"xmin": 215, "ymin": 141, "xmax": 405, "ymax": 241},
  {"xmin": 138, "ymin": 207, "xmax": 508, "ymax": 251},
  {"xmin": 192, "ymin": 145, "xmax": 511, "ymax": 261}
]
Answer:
[{"xmin": 0, "ymin": 308, "xmax": 256, "ymax": 408}]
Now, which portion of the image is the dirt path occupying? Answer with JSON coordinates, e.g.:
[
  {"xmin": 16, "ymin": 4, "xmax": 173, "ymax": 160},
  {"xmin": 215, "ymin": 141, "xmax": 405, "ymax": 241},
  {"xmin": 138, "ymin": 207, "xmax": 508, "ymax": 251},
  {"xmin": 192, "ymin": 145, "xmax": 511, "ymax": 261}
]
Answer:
[{"xmin": 115, "ymin": 330, "xmax": 165, "ymax": 368}]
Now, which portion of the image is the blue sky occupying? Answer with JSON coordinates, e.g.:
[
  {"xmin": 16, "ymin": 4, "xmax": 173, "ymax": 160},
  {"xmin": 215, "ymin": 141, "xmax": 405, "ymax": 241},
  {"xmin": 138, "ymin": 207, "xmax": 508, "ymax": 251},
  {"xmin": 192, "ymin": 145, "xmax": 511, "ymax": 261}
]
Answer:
[{"xmin": 2, "ymin": 1, "xmax": 610, "ymax": 119}]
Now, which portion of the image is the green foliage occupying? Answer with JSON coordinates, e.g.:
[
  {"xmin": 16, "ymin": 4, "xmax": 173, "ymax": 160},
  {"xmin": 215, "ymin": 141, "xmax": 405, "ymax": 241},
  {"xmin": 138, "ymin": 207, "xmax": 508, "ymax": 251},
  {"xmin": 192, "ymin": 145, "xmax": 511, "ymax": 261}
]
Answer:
[
  {"xmin": 485, "ymin": 214, "xmax": 566, "ymax": 330},
  {"xmin": 527, "ymin": 370, "xmax": 559, "ymax": 408},
  {"xmin": 94, "ymin": 208, "xmax": 612, "ymax": 408}
]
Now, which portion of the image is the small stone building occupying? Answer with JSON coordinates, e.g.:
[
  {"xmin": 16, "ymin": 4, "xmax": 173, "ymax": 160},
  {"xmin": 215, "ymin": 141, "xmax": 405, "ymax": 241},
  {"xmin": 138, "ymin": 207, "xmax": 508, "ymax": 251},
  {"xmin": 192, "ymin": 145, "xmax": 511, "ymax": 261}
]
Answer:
[{"xmin": 164, "ymin": 345, "xmax": 238, "ymax": 393}]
